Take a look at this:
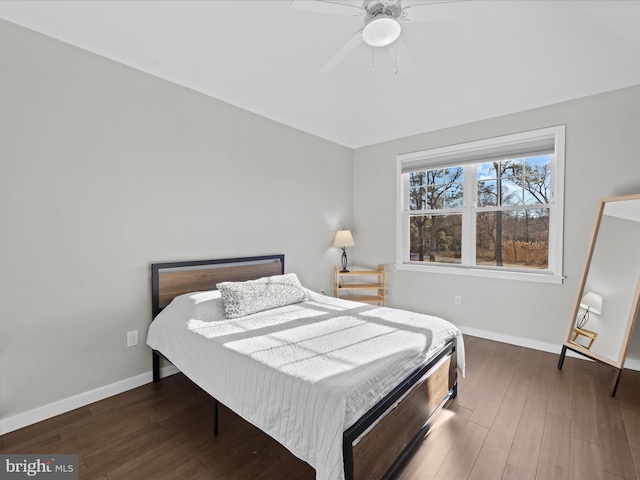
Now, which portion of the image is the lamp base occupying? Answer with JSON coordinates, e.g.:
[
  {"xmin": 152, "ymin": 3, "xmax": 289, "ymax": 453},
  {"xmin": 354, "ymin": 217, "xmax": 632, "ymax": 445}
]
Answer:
[
  {"xmin": 577, "ymin": 310, "xmax": 590, "ymax": 329},
  {"xmin": 341, "ymin": 248, "xmax": 349, "ymax": 273}
]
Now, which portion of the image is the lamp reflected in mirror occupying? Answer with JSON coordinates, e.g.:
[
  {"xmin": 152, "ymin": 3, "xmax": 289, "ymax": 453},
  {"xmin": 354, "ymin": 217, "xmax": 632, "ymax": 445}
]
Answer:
[
  {"xmin": 570, "ymin": 292, "xmax": 603, "ymax": 350},
  {"xmin": 577, "ymin": 292, "xmax": 603, "ymax": 328}
]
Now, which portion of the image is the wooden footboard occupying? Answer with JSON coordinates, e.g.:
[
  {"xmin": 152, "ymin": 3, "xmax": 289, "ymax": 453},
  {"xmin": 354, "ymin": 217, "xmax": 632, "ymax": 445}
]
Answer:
[{"xmin": 343, "ymin": 339, "xmax": 457, "ymax": 480}]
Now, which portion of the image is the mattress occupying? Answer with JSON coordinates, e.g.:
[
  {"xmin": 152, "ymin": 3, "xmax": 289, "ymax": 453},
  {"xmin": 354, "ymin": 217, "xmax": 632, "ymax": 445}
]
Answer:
[{"xmin": 147, "ymin": 288, "xmax": 464, "ymax": 480}]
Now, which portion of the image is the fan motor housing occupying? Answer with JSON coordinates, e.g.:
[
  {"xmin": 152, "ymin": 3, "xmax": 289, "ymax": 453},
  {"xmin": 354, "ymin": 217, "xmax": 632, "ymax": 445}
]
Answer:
[{"xmin": 364, "ymin": 0, "xmax": 402, "ymax": 20}]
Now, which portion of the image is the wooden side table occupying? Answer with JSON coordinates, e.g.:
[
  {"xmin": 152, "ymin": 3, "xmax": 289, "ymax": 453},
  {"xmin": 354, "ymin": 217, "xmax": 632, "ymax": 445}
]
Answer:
[
  {"xmin": 570, "ymin": 327, "xmax": 598, "ymax": 350},
  {"xmin": 334, "ymin": 265, "xmax": 386, "ymax": 306}
]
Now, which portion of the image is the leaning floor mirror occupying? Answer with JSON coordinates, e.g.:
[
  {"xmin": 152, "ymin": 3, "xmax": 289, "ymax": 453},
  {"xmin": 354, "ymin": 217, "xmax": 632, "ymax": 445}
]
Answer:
[{"xmin": 558, "ymin": 193, "xmax": 640, "ymax": 395}]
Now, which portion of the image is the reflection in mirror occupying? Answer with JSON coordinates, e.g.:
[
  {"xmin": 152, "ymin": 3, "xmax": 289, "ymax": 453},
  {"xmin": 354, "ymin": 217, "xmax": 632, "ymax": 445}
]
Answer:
[
  {"xmin": 560, "ymin": 194, "xmax": 640, "ymax": 396},
  {"xmin": 577, "ymin": 206, "xmax": 640, "ymax": 361},
  {"xmin": 569, "ymin": 291, "xmax": 602, "ymax": 349},
  {"xmin": 577, "ymin": 292, "xmax": 602, "ymax": 329}
]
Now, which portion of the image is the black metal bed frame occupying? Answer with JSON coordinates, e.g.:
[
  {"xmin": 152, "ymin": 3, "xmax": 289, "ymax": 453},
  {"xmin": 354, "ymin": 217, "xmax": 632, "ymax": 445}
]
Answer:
[
  {"xmin": 342, "ymin": 338, "xmax": 457, "ymax": 480},
  {"xmin": 150, "ymin": 254, "xmax": 285, "ymax": 383},
  {"xmin": 149, "ymin": 254, "xmax": 457, "ymax": 480}
]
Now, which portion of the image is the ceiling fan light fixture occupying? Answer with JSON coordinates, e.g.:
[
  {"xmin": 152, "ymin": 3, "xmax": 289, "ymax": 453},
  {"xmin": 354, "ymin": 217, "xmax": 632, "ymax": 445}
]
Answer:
[{"xmin": 362, "ymin": 16, "xmax": 401, "ymax": 47}]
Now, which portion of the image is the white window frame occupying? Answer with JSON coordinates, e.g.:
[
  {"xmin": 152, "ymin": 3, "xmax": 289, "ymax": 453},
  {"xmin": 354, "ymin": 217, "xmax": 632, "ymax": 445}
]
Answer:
[{"xmin": 396, "ymin": 125, "xmax": 565, "ymax": 284}]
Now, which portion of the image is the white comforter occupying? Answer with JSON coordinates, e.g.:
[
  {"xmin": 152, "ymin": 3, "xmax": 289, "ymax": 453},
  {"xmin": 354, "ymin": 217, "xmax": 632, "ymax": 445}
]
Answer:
[{"xmin": 147, "ymin": 289, "xmax": 464, "ymax": 480}]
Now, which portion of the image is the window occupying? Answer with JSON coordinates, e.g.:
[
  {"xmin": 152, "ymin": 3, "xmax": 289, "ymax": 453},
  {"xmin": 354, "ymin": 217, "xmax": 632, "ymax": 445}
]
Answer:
[{"xmin": 397, "ymin": 126, "xmax": 565, "ymax": 283}]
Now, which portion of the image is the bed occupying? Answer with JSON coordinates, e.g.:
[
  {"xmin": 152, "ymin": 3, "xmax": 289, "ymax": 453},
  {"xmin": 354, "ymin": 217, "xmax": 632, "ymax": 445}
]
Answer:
[{"xmin": 147, "ymin": 254, "xmax": 464, "ymax": 480}]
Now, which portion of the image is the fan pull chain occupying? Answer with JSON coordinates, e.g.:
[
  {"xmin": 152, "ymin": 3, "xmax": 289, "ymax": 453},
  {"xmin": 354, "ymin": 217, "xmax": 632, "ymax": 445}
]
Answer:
[
  {"xmin": 395, "ymin": 43, "xmax": 398, "ymax": 75},
  {"xmin": 371, "ymin": 48, "xmax": 375, "ymax": 75}
]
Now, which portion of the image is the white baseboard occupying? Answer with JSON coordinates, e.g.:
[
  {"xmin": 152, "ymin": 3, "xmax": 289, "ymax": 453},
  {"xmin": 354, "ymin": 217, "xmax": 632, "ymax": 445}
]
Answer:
[
  {"xmin": 457, "ymin": 325, "xmax": 640, "ymax": 371},
  {"xmin": 0, "ymin": 365, "xmax": 179, "ymax": 436}
]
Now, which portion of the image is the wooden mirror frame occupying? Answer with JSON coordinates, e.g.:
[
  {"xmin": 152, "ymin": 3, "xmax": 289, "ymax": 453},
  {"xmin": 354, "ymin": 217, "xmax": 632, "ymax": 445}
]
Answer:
[{"xmin": 558, "ymin": 193, "xmax": 640, "ymax": 395}]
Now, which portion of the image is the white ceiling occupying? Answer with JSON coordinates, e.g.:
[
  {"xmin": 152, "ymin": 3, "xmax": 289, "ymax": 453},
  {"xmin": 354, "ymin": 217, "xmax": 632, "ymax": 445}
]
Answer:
[{"xmin": 1, "ymin": 0, "xmax": 640, "ymax": 148}]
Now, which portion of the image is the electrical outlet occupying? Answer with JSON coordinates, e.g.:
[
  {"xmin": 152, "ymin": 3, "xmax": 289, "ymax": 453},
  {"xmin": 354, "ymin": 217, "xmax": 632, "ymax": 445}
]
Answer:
[
  {"xmin": 127, "ymin": 330, "xmax": 138, "ymax": 347},
  {"xmin": 454, "ymin": 295, "xmax": 462, "ymax": 306}
]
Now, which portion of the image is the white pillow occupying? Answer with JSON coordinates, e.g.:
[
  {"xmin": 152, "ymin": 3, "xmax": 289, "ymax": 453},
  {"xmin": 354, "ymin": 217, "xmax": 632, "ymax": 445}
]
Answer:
[{"xmin": 217, "ymin": 273, "xmax": 309, "ymax": 319}]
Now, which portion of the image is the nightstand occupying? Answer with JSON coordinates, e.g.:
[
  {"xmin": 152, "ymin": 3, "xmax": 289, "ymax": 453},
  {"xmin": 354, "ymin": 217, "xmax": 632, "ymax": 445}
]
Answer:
[
  {"xmin": 570, "ymin": 327, "xmax": 598, "ymax": 350},
  {"xmin": 333, "ymin": 265, "xmax": 385, "ymax": 306}
]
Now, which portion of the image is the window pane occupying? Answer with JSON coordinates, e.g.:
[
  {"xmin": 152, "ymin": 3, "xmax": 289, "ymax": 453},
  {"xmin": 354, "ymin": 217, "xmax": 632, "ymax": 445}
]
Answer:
[
  {"xmin": 478, "ymin": 162, "xmax": 498, "ymax": 179},
  {"xmin": 444, "ymin": 167, "xmax": 464, "ymax": 184},
  {"xmin": 410, "ymin": 214, "xmax": 462, "ymax": 264},
  {"xmin": 502, "ymin": 177, "xmax": 523, "ymax": 205},
  {"xmin": 428, "ymin": 169, "xmax": 445, "ymax": 185},
  {"xmin": 443, "ymin": 167, "xmax": 464, "ymax": 207},
  {"xmin": 523, "ymin": 155, "xmax": 551, "ymax": 204},
  {"xmin": 526, "ymin": 155, "xmax": 550, "ymax": 169},
  {"xmin": 410, "ymin": 166, "xmax": 465, "ymax": 210},
  {"xmin": 478, "ymin": 161, "xmax": 506, "ymax": 206},
  {"xmin": 427, "ymin": 186, "xmax": 445, "ymax": 209},
  {"xmin": 478, "ymin": 155, "xmax": 552, "ymax": 208},
  {"xmin": 409, "ymin": 172, "xmax": 426, "ymax": 210},
  {"xmin": 477, "ymin": 179, "xmax": 497, "ymax": 206},
  {"xmin": 524, "ymin": 190, "xmax": 542, "ymax": 205},
  {"xmin": 444, "ymin": 182, "xmax": 464, "ymax": 208},
  {"xmin": 501, "ymin": 159, "xmax": 521, "ymax": 178},
  {"xmin": 476, "ymin": 208, "xmax": 549, "ymax": 269}
]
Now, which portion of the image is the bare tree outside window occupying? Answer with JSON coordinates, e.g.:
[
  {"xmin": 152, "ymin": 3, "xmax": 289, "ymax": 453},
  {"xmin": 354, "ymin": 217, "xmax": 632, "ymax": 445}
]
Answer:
[
  {"xmin": 476, "ymin": 156, "xmax": 551, "ymax": 269},
  {"xmin": 408, "ymin": 156, "xmax": 551, "ymax": 269},
  {"xmin": 409, "ymin": 167, "xmax": 463, "ymax": 263}
]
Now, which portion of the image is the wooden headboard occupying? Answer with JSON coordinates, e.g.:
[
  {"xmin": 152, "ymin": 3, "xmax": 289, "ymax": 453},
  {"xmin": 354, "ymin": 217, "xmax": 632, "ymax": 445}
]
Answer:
[{"xmin": 151, "ymin": 254, "xmax": 285, "ymax": 319}]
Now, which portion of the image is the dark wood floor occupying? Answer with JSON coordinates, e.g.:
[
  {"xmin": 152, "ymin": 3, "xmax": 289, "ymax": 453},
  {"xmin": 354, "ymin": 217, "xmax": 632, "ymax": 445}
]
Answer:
[{"xmin": 2, "ymin": 335, "xmax": 640, "ymax": 479}]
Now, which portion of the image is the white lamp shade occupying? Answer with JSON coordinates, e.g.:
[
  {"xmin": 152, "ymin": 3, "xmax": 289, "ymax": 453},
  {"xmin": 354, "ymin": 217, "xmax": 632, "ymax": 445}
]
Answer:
[
  {"xmin": 580, "ymin": 292, "xmax": 603, "ymax": 315},
  {"xmin": 362, "ymin": 17, "xmax": 401, "ymax": 47},
  {"xmin": 333, "ymin": 230, "xmax": 355, "ymax": 247}
]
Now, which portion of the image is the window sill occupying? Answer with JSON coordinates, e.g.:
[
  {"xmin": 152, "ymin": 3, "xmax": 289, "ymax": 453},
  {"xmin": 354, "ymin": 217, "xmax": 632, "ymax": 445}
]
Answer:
[{"xmin": 395, "ymin": 262, "xmax": 564, "ymax": 284}]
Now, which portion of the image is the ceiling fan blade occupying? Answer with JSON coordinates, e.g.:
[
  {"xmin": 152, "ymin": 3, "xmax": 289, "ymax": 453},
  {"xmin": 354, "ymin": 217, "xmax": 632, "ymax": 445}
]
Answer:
[
  {"xmin": 387, "ymin": 36, "xmax": 416, "ymax": 75},
  {"xmin": 320, "ymin": 30, "xmax": 364, "ymax": 72},
  {"xmin": 290, "ymin": 0, "xmax": 365, "ymax": 17},
  {"xmin": 401, "ymin": 0, "xmax": 469, "ymax": 22}
]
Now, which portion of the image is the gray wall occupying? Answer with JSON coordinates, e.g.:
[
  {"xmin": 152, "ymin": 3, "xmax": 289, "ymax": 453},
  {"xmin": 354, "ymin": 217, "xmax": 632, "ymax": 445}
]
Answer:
[
  {"xmin": 0, "ymin": 20, "xmax": 353, "ymax": 420},
  {"xmin": 352, "ymin": 83, "xmax": 640, "ymax": 363}
]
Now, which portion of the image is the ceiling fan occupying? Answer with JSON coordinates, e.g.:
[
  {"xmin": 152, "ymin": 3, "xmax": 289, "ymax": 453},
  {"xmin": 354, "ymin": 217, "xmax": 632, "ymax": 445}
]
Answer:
[{"xmin": 290, "ymin": 0, "xmax": 463, "ymax": 74}]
